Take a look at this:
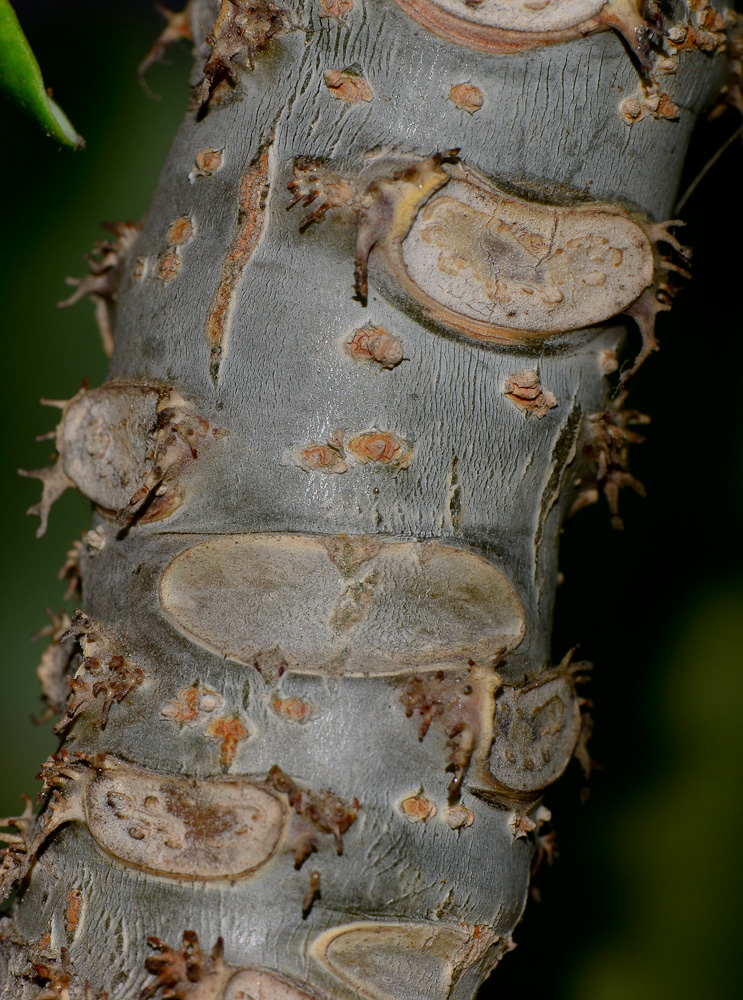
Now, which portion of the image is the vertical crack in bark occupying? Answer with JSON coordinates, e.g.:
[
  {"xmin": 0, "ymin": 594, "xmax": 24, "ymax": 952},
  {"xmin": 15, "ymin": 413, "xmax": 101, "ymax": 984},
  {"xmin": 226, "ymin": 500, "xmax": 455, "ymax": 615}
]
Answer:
[
  {"xmin": 205, "ymin": 143, "xmax": 272, "ymax": 383},
  {"xmin": 533, "ymin": 395, "xmax": 583, "ymax": 586}
]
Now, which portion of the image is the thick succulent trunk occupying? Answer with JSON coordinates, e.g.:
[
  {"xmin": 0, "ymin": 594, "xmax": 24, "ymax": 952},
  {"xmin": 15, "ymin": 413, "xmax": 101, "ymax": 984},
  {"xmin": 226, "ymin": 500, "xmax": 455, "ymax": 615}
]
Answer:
[{"xmin": 0, "ymin": 1, "xmax": 731, "ymax": 997}]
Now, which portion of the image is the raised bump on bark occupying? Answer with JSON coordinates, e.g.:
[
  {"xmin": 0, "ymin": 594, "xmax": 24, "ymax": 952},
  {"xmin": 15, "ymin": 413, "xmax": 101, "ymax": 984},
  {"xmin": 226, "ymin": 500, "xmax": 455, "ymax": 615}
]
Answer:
[
  {"xmin": 503, "ymin": 369, "xmax": 558, "ymax": 418},
  {"xmin": 189, "ymin": 147, "xmax": 225, "ymax": 183},
  {"xmin": 323, "ymin": 65, "xmax": 373, "ymax": 103},
  {"xmin": 158, "ymin": 534, "xmax": 525, "ymax": 676},
  {"xmin": 345, "ymin": 324, "xmax": 404, "ymax": 368},
  {"xmin": 399, "ymin": 792, "xmax": 437, "ymax": 822},
  {"xmin": 449, "ymin": 82, "xmax": 483, "ymax": 113},
  {"xmin": 54, "ymin": 611, "xmax": 146, "ymax": 733}
]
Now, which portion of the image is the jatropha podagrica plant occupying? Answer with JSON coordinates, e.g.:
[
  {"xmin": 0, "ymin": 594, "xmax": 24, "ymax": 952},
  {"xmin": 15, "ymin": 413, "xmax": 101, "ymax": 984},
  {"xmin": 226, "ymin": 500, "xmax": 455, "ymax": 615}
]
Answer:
[{"xmin": 0, "ymin": 1, "xmax": 737, "ymax": 997}]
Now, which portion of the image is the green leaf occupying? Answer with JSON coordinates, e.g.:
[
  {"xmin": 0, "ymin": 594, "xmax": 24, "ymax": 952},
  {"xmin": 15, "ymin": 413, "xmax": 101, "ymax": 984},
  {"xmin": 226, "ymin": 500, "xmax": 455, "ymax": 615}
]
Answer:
[{"xmin": 0, "ymin": 0, "xmax": 84, "ymax": 148}]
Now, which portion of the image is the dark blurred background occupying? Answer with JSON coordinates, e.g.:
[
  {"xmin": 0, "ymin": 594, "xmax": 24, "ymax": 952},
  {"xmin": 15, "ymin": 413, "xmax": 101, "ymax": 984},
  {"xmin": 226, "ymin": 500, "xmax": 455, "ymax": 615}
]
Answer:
[{"xmin": 1, "ymin": 3, "xmax": 741, "ymax": 997}]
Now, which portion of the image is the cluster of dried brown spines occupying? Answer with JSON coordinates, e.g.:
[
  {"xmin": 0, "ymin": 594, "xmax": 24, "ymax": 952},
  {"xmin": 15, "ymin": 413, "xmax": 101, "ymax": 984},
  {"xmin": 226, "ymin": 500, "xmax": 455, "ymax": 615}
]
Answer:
[
  {"xmin": 138, "ymin": 4, "xmax": 194, "ymax": 79},
  {"xmin": 118, "ymin": 392, "xmax": 216, "ymax": 525},
  {"xmin": 57, "ymin": 222, "xmax": 140, "ymax": 356},
  {"xmin": 622, "ymin": 219, "xmax": 692, "ymax": 380},
  {"xmin": 712, "ymin": 19, "xmax": 743, "ymax": 117},
  {"xmin": 399, "ymin": 650, "xmax": 594, "ymax": 820},
  {"xmin": 53, "ymin": 612, "xmax": 145, "ymax": 733},
  {"xmin": 0, "ymin": 750, "xmax": 94, "ymax": 902},
  {"xmin": 139, "ymin": 930, "xmax": 328, "ymax": 999},
  {"xmin": 141, "ymin": 930, "xmax": 210, "ymax": 999},
  {"xmin": 570, "ymin": 389, "xmax": 650, "ymax": 529},
  {"xmin": 287, "ymin": 150, "xmax": 459, "ymax": 303},
  {"xmin": 401, "ymin": 669, "xmax": 485, "ymax": 803},
  {"xmin": 194, "ymin": 0, "xmax": 290, "ymax": 114},
  {"xmin": 31, "ymin": 607, "xmax": 143, "ymax": 732},
  {"xmin": 267, "ymin": 765, "xmax": 359, "ymax": 866},
  {"xmin": 0, "ymin": 797, "xmax": 36, "ymax": 899},
  {"xmin": 27, "ymin": 944, "xmax": 107, "ymax": 999}
]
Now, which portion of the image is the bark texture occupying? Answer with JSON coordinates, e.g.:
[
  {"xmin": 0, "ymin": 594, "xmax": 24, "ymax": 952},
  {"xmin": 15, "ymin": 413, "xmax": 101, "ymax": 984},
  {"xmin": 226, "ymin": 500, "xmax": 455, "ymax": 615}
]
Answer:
[{"xmin": 0, "ymin": 1, "xmax": 732, "ymax": 997}]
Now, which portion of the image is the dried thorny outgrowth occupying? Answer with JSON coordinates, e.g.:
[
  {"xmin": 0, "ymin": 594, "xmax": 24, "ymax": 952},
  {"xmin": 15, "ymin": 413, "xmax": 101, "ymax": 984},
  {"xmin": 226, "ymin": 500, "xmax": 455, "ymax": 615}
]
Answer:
[
  {"xmin": 194, "ymin": 0, "xmax": 289, "ymax": 115},
  {"xmin": 286, "ymin": 157, "xmax": 357, "ymax": 231},
  {"xmin": 32, "ymin": 608, "xmax": 75, "ymax": 724},
  {"xmin": 529, "ymin": 813, "xmax": 558, "ymax": 898},
  {"xmin": 57, "ymin": 223, "xmax": 140, "ymax": 356},
  {"xmin": 117, "ymin": 391, "xmax": 218, "ymax": 527},
  {"xmin": 56, "ymin": 529, "xmax": 105, "ymax": 601},
  {"xmin": 19, "ymin": 393, "xmax": 82, "ymax": 539},
  {"xmin": 0, "ymin": 796, "xmax": 36, "ymax": 899},
  {"xmin": 0, "ymin": 750, "xmax": 92, "ymax": 898},
  {"xmin": 570, "ymin": 390, "xmax": 650, "ymax": 530},
  {"xmin": 267, "ymin": 766, "xmax": 358, "ymax": 866},
  {"xmin": 623, "ymin": 220, "xmax": 691, "ymax": 380},
  {"xmin": 287, "ymin": 150, "xmax": 459, "ymax": 303},
  {"xmin": 301, "ymin": 869, "xmax": 321, "ymax": 918},
  {"xmin": 138, "ymin": 4, "xmax": 194, "ymax": 78},
  {"xmin": 58, "ymin": 539, "xmax": 83, "ymax": 601},
  {"xmin": 664, "ymin": 0, "xmax": 730, "ymax": 61},
  {"xmin": 141, "ymin": 931, "xmax": 226, "ymax": 999},
  {"xmin": 535, "ymin": 648, "xmax": 595, "ymax": 786},
  {"xmin": 28, "ymin": 945, "xmax": 108, "ymax": 999},
  {"xmin": 401, "ymin": 667, "xmax": 501, "ymax": 803},
  {"xmin": 54, "ymin": 612, "xmax": 145, "ymax": 733}
]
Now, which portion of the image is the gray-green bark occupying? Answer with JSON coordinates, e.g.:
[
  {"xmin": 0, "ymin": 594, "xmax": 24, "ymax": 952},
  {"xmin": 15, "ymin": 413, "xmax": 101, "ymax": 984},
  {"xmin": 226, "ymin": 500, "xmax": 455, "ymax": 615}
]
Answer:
[{"xmin": 0, "ymin": 1, "xmax": 731, "ymax": 997}]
